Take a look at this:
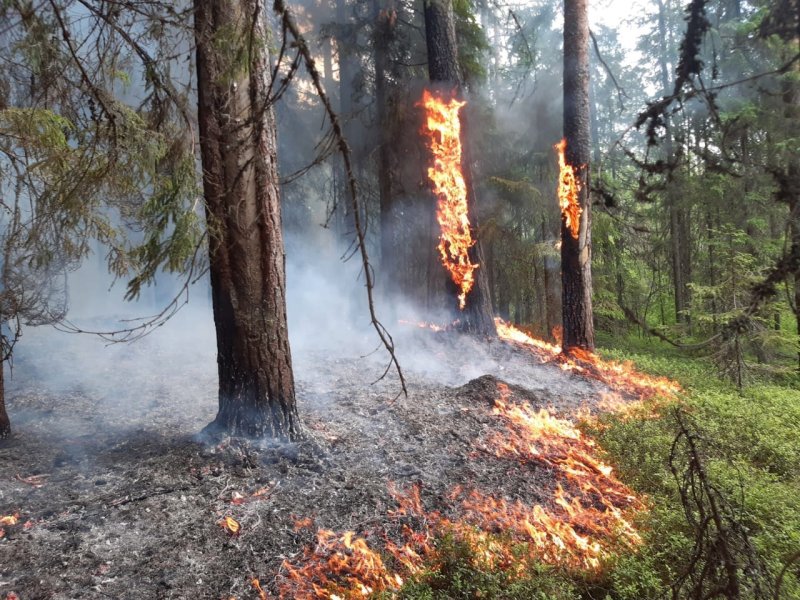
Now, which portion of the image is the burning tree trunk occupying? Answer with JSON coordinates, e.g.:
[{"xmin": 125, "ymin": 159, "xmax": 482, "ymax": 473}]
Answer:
[
  {"xmin": 560, "ymin": 0, "xmax": 594, "ymax": 351},
  {"xmin": 422, "ymin": 0, "xmax": 495, "ymax": 335},
  {"xmin": 194, "ymin": 0, "xmax": 298, "ymax": 439}
]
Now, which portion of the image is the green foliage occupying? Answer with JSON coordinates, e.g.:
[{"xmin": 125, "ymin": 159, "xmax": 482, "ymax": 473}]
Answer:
[
  {"xmin": 591, "ymin": 337, "xmax": 800, "ymax": 599},
  {"xmin": 392, "ymin": 531, "xmax": 581, "ymax": 600}
]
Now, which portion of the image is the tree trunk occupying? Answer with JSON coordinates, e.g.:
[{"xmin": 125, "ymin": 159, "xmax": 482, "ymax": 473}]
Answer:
[
  {"xmin": 374, "ymin": 0, "xmax": 396, "ymax": 294},
  {"xmin": 561, "ymin": 0, "xmax": 594, "ymax": 351},
  {"xmin": 657, "ymin": 0, "xmax": 691, "ymax": 326},
  {"xmin": 194, "ymin": 0, "xmax": 298, "ymax": 439},
  {"xmin": 423, "ymin": 0, "xmax": 495, "ymax": 335},
  {"xmin": 0, "ymin": 363, "xmax": 8, "ymax": 439}
]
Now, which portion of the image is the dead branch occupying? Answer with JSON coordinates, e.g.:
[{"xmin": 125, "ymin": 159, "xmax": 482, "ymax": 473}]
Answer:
[
  {"xmin": 273, "ymin": 0, "xmax": 407, "ymax": 397},
  {"xmin": 589, "ymin": 29, "xmax": 628, "ymax": 111},
  {"xmin": 669, "ymin": 409, "xmax": 769, "ymax": 599}
]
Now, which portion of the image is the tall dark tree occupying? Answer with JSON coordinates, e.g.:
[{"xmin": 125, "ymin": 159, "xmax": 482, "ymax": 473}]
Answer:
[
  {"xmin": 194, "ymin": 0, "xmax": 298, "ymax": 438},
  {"xmin": 561, "ymin": 0, "xmax": 594, "ymax": 351},
  {"xmin": 422, "ymin": 0, "xmax": 495, "ymax": 335}
]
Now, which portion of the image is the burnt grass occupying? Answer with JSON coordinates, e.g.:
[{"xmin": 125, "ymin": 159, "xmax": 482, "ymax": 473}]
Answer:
[{"xmin": 0, "ymin": 325, "xmax": 615, "ymax": 599}]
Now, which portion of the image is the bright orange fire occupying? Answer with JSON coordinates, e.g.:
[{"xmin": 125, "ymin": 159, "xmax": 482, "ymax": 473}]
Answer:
[
  {"xmin": 420, "ymin": 89, "xmax": 478, "ymax": 310},
  {"xmin": 273, "ymin": 378, "xmax": 650, "ymax": 597},
  {"xmin": 556, "ymin": 138, "xmax": 582, "ymax": 239},
  {"xmin": 0, "ymin": 514, "xmax": 19, "ymax": 526},
  {"xmin": 278, "ymin": 527, "xmax": 405, "ymax": 599},
  {"xmin": 494, "ymin": 318, "xmax": 681, "ymax": 400},
  {"xmin": 251, "ymin": 578, "xmax": 268, "ymax": 600},
  {"xmin": 220, "ymin": 516, "xmax": 240, "ymax": 535}
]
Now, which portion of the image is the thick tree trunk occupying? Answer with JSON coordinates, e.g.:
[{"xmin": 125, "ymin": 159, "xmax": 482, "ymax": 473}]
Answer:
[
  {"xmin": 194, "ymin": 0, "xmax": 298, "ymax": 439},
  {"xmin": 561, "ymin": 0, "xmax": 594, "ymax": 351},
  {"xmin": 0, "ymin": 363, "xmax": 9, "ymax": 439},
  {"xmin": 423, "ymin": 0, "xmax": 495, "ymax": 335}
]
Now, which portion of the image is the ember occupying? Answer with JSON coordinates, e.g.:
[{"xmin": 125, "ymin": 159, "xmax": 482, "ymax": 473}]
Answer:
[
  {"xmin": 556, "ymin": 138, "xmax": 582, "ymax": 239},
  {"xmin": 420, "ymin": 89, "xmax": 479, "ymax": 310},
  {"xmin": 220, "ymin": 515, "xmax": 240, "ymax": 535}
]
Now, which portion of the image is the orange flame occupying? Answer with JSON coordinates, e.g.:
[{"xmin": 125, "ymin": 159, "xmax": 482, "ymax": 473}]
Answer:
[
  {"xmin": 494, "ymin": 318, "xmax": 681, "ymax": 400},
  {"xmin": 220, "ymin": 516, "xmax": 240, "ymax": 535},
  {"xmin": 420, "ymin": 89, "xmax": 478, "ymax": 310},
  {"xmin": 251, "ymin": 578, "xmax": 268, "ymax": 600},
  {"xmin": 556, "ymin": 138, "xmax": 582, "ymax": 239}
]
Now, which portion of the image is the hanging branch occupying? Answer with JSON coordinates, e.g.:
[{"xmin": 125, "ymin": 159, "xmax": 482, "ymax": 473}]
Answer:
[
  {"xmin": 669, "ymin": 409, "xmax": 769, "ymax": 599},
  {"xmin": 273, "ymin": 0, "xmax": 407, "ymax": 397}
]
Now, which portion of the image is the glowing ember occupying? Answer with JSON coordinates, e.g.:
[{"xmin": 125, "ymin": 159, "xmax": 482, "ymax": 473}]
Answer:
[
  {"xmin": 0, "ymin": 514, "xmax": 19, "ymax": 526},
  {"xmin": 251, "ymin": 578, "xmax": 268, "ymax": 600},
  {"xmin": 420, "ymin": 89, "xmax": 478, "ymax": 310},
  {"xmin": 556, "ymin": 138, "xmax": 582, "ymax": 239},
  {"xmin": 220, "ymin": 516, "xmax": 240, "ymax": 535}
]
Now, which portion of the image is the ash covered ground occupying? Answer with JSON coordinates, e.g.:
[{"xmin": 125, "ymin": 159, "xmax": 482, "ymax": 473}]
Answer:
[{"xmin": 0, "ymin": 307, "xmax": 616, "ymax": 600}]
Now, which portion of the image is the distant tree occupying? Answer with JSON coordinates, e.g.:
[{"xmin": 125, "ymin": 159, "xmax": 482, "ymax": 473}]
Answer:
[
  {"xmin": 422, "ymin": 0, "xmax": 495, "ymax": 335},
  {"xmin": 561, "ymin": 0, "xmax": 594, "ymax": 351}
]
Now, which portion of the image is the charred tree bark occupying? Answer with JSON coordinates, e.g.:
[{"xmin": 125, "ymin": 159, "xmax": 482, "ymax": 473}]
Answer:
[
  {"xmin": 374, "ymin": 0, "xmax": 396, "ymax": 292},
  {"xmin": 194, "ymin": 0, "xmax": 298, "ymax": 439},
  {"xmin": 561, "ymin": 0, "xmax": 594, "ymax": 351},
  {"xmin": 423, "ymin": 0, "xmax": 495, "ymax": 335},
  {"xmin": 0, "ymin": 363, "xmax": 8, "ymax": 439}
]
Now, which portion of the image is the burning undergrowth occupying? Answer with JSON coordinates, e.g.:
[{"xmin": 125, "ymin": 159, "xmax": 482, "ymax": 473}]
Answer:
[
  {"xmin": 0, "ymin": 320, "xmax": 676, "ymax": 599},
  {"xmin": 273, "ymin": 372, "xmax": 651, "ymax": 599}
]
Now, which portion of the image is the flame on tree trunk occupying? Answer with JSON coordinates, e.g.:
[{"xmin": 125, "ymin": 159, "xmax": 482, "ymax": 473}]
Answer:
[
  {"xmin": 561, "ymin": 0, "xmax": 594, "ymax": 352},
  {"xmin": 422, "ymin": 0, "xmax": 494, "ymax": 335},
  {"xmin": 194, "ymin": 0, "xmax": 298, "ymax": 439}
]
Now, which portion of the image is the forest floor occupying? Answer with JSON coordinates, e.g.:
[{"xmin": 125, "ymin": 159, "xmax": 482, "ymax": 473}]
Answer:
[{"xmin": 0, "ymin": 319, "xmax": 649, "ymax": 600}]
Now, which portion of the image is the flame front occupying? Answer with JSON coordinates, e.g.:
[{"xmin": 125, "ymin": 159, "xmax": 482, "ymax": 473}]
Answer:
[
  {"xmin": 420, "ymin": 89, "xmax": 478, "ymax": 310},
  {"xmin": 556, "ymin": 138, "xmax": 582, "ymax": 239}
]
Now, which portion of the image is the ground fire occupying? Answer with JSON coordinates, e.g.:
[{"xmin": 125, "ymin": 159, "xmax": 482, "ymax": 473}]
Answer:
[
  {"xmin": 420, "ymin": 89, "xmax": 479, "ymax": 310},
  {"xmin": 555, "ymin": 138, "xmax": 582, "ymax": 239},
  {"xmin": 273, "ymin": 348, "xmax": 676, "ymax": 598}
]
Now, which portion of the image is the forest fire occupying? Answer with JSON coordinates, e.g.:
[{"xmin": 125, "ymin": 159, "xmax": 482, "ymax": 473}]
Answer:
[
  {"xmin": 556, "ymin": 138, "xmax": 582, "ymax": 239},
  {"xmin": 420, "ymin": 89, "xmax": 478, "ymax": 310},
  {"xmin": 494, "ymin": 318, "xmax": 680, "ymax": 400},
  {"xmin": 274, "ymin": 379, "xmax": 648, "ymax": 597},
  {"xmin": 278, "ymin": 527, "xmax": 405, "ymax": 598},
  {"xmin": 219, "ymin": 515, "xmax": 240, "ymax": 535}
]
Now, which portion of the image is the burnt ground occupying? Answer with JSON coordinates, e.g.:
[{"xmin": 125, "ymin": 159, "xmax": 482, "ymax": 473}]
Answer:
[{"xmin": 0, "ymin": 319, "xmax": 613, "ymax": 600}]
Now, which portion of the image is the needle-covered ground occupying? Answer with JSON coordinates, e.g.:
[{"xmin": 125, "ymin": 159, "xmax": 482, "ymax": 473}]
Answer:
[{"xmin": 0, "ymin": 319, "xmax": 641, "ymax": 600}]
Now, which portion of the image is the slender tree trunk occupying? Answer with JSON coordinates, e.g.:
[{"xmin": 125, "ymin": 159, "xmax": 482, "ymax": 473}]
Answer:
[
  {"xmin": 374, "ymin": 0, "xmax": 396, "ymax": 294},
  {"xmin": 423, "ymin": 0, "xmax": 495, "ymax": 335},
  {"xmin": 0, "ymin": 363, "xmax": 8, "ymax": 439},
  {"xmin": 194, "ymin": 0, "xmax": 298, "ymax": 439},
  {"xmin": 658, "ymin": 0, "xmax": 691, "ymax": 326},
  {"xmin": 561, "ymin": 0, "xmax": 594, "ymax": 351}
]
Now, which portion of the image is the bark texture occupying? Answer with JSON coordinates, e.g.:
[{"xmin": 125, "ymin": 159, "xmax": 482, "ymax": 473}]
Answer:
[
  {"xmin": 0, "ymin": 364, "xmax": 8, "ymax": 439},
  {"xmin": 423, "ymin": 0, "xmax": 495, "ymax": 335},
  {"xmin": 194, "ymin": 0, "xmax": 298, "ymax": 439},
  {"xmin": 561, "ymin": 0, "xmax": 595, "ymax": 351}
]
